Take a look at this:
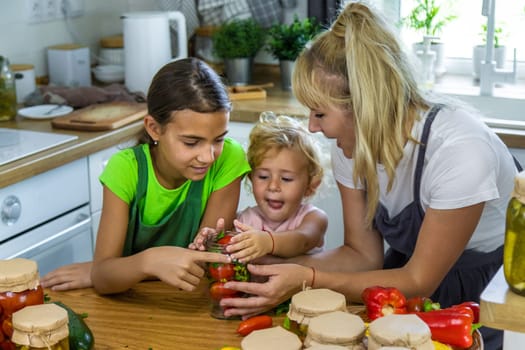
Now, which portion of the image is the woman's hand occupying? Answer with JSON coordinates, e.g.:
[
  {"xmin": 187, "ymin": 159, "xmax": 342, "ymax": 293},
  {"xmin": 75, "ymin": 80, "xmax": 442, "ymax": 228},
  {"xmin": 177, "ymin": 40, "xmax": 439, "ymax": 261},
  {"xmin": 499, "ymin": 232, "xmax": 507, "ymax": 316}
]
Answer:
[
  {"xmin": 227, "ymin": 221, "xmax": 273, "ymax": 263},
  {"xmin": 220, "ymin": 263, "xmax": 312, "ymax": 319},
  {"xmin": 145, "ymin": 246, "xmax": 231, "ymax": 291},
  {"xmin": 40, "ymin": 262, "xmax": 93, "ymax": 291}
]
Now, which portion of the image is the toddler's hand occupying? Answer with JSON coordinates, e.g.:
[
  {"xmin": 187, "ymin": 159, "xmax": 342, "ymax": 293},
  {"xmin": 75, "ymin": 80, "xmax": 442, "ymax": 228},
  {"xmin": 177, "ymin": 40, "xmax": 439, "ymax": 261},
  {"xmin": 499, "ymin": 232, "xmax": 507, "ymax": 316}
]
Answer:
[{"xmin": 229, "ymin": 220, "xmax": 274, "ymax": 263}]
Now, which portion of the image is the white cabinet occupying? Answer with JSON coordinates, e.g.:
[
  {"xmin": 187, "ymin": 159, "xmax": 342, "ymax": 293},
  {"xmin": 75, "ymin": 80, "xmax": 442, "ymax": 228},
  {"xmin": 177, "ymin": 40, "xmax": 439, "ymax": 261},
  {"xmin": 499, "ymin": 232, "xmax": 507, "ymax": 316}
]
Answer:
[
  {"xmin": 228, "ymin": 122, "xmax": 344, "ymax": 250},
  {"xmin": 88, "ymin": 141, "xmax": 135, "ymax": 250}
]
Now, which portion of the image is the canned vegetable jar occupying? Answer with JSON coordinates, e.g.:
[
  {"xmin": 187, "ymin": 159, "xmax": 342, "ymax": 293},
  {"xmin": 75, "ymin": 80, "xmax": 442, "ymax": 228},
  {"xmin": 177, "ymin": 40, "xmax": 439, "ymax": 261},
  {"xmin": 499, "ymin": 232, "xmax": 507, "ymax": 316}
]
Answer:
[
  {"xmin": 206, "ymin": 231, "xmax": 250, "ymax": 319},
  {"xmin": 286, "ymin": 288, "xmax": 347, "ymax": 340},
  {"xmin": 504, "ymin": 171, "xmax": 525, "ymax": 296},
  {"xmin": 12, "ymin": 303, "xmax": 69, "ymax": 350},
  {"xmin": 0, "ymin": 258, "xmax": 44, "ymax": 347}
]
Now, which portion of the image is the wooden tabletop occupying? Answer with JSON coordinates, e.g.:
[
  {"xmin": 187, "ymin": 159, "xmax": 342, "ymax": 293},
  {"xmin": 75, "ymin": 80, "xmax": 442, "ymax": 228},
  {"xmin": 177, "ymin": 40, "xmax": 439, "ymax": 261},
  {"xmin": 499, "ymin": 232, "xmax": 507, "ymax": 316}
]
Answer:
[
  {"xmin": 480, "ymin": 266, "xmax": 525, "ymax": 333},
  {"xmin": 46, "ymin": 281, "xmax": 291, "ymax": 350}
]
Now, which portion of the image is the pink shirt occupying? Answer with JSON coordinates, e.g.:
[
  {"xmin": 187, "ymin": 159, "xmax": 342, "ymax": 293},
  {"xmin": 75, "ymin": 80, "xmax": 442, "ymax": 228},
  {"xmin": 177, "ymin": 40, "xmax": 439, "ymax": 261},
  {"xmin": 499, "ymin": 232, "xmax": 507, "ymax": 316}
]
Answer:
[{"xmin": 237, "ymin": 203, "xmax": 324, "ymax": 254}]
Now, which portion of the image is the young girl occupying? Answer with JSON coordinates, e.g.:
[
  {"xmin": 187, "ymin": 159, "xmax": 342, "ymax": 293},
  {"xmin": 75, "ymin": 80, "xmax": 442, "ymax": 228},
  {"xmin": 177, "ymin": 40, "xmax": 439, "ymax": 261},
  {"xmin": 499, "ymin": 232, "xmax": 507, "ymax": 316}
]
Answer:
[
  {"xmin": 41, "ymin": 57, "xmax": 250, "ymax": 294},
  {"xmin": 193, "ymin": 114, "xmax": 328, "ymax": 263}
]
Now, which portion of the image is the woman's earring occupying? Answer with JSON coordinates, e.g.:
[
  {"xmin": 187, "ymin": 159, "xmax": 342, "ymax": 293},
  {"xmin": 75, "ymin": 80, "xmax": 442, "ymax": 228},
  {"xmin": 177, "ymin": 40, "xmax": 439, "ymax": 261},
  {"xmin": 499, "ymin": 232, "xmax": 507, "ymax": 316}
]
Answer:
[{"xmin": 153, "ymin": 140, "xmax": 158, "ymax": 146}]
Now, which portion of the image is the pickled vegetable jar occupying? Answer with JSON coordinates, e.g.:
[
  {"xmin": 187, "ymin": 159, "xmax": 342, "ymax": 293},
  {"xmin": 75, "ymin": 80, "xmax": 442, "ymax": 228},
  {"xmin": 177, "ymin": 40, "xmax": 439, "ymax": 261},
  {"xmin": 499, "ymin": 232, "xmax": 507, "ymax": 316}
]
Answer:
[
  {"xmin": 0, "ymin": 56, "xmax": 17, "ymax": 122},
  {"xmin": 12, "ymin": 303, "xmax": 69, "ymax": 350},
  {"xmin": 504, "ymin": 171, "xmax": 525, "ymax": 296},
  {"xmin": 206, "ymin": 231, "xmax": 250, "ymax": 320},
  {"xmin": 0, "ymin": 258, "xmax": 45, "ymax": 347}
]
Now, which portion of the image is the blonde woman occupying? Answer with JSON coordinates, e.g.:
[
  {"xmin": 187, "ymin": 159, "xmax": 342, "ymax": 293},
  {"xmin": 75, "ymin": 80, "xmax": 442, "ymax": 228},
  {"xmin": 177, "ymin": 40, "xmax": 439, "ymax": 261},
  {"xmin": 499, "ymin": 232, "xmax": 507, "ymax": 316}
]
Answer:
[{"xmin": 219, "ymin": 2, "xmax": 519, "ymax": 348}]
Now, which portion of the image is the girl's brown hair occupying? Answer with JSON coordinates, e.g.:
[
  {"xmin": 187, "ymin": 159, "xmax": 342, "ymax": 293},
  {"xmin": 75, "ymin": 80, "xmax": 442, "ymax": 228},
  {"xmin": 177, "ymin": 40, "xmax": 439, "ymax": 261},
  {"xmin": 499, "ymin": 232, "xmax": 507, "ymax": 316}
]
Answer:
[
  {"xmin": 293, "ymin": 1, "xmax": 429, "ymax": 225},
  {"xmin": 139, "ymin": 57, "xmax": 231, "ymax": 144}
]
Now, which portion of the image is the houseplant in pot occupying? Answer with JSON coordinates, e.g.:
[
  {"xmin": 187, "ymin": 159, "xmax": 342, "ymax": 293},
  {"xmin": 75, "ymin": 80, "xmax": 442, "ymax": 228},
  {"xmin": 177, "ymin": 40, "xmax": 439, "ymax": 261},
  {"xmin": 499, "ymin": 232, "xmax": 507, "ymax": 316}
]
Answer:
[
  {"xmin": 401, "ymin": 0, "xmax": 457, "ymax": 77},
  {"xmin": 473, "ymin": 23, "xmax": 506, "ymax": 81},
  {"xmin": 212, "ymin": 19, "xmax": 265, "ymax": 85},
  {"xmin": 266, "ymin": 16, "xmax": 322, "ymax": 90}
]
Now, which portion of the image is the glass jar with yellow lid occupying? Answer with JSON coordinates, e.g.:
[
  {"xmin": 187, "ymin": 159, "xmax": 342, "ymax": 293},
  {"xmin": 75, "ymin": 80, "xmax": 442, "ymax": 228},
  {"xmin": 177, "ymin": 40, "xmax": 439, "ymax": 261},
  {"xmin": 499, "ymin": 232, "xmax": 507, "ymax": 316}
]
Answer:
[
  {"xmin": 11, "ymin": 303, "xmax": 69, "ymax": 350},
  {"xmin": 0, "ymin": 258, "xmax": 44, "ymax": 346}
]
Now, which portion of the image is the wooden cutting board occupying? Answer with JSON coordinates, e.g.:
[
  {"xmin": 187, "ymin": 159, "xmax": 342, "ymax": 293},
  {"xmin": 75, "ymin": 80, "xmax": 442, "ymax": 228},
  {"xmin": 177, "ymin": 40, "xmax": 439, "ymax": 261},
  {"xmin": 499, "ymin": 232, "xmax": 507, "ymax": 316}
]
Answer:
[{"xmin": 52, "ymin": 101, "xmax": 147, "ymax": 131}]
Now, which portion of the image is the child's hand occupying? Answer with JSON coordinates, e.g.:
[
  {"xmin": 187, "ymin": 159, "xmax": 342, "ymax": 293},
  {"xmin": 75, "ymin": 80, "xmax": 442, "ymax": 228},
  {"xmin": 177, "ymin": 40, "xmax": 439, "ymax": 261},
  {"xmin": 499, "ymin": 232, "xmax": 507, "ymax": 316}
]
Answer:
[
  {"xmin": 228, "ymin": 220, "xmax": 274, "ymax": 263},
  {"xmin": 188, "ymin": 218, "xmax": 226, "ymax": 251},
  {"xmin": 188, "ymin": 227, "xmax": 215, "ymax": 251}
]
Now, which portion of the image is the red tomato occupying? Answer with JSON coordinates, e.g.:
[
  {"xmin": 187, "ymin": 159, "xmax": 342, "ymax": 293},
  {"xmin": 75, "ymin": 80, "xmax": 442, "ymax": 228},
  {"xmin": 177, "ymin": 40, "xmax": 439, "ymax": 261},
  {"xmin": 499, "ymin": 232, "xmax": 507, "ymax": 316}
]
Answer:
[
  {"xmin": 209, "ymin": 282, "xmax": 239, "ymax": 300},
  {"xmin": 209, "ymin": 263, "xmax": 235, "ymax": 282},
  {"xmin": 236, "ymin": 315, "xmax": 273, "ymax": 336},
  {"xmin": 407, "ymin": 296, "xmax": 429, "ymax": 313},
  {"xmin": 217, "ymin": 234, "xmax": 234, "ymax": 245},
  {"xmin": 0, "ymin": 285, "xmax": 44, "ymax": 316}
]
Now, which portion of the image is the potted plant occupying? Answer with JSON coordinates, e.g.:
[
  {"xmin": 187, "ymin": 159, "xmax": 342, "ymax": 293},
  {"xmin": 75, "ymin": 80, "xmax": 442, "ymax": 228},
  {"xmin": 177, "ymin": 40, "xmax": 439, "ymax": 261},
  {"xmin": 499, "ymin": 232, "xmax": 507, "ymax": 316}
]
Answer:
[
  {"xmin": 212, "ymin": 19, "xmax": 266, "ymax": 85},
  {"xmin": 266, "ymin": 16, "xmax": 322, "ymax": 90},
  {"xmin": 472, "ymin": 23, "xmax": 507, "ymax": 80},
  {"xmin": 401, "ymin": 0, "xmax": 457, "ymax": 77}
]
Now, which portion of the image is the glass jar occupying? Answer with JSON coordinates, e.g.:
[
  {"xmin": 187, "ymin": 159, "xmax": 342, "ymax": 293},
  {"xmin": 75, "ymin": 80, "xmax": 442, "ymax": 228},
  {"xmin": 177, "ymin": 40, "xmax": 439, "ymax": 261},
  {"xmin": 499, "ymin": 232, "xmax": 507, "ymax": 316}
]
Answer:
[
  {"xmin": 0, "ymin": 258, "xmax": 45, "ymax": 347},
  {"xmin": 11, "ymin": 303, "xmax": 69, "ymax": 350},
  {"xmin": 504, "ymin": 171, "xmax": 525, "ymax": 296},
  {"xmin": 0, "ymin": 56, "xmax": 17, "ymax": 122},
  {"xmin": 205, "ymin": 231, "xmax": 250, "ymax": 320},
  {"xmin": 286, "ymin": 288, "xmax": 347, "ymax": 340}
]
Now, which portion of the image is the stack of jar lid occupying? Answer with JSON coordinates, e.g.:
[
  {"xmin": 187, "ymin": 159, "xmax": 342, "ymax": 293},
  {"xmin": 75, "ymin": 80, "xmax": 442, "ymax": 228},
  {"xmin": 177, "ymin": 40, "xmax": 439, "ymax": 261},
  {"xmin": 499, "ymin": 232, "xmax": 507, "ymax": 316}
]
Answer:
[{"xmin": 0, "ymin": 258, "xmax": 69, "ymax": 350}]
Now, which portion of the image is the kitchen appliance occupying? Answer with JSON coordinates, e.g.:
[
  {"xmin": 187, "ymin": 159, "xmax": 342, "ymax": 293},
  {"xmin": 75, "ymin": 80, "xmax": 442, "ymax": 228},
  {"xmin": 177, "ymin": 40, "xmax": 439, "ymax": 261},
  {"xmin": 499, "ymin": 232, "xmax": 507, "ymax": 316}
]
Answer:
[
  {"xmin": 122, "ymin": 11, "xmax": 187, "ymax": 95},
  {"xmin": 0, "ymin": 128, "xmax": 77, "ymax": 166},
  {"xmin": 47, "ymin": 44, "xmax": 91, "ymax": 87},
  {"xmin": 0, "ymin": 158, "xmax": 93, "ymax": 277}
]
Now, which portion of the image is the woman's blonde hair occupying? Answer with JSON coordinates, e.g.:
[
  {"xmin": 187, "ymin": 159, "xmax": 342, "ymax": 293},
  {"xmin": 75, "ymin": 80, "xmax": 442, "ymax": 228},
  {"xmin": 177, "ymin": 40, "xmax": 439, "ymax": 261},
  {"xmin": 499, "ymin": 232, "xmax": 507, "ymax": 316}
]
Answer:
[
  {"xmin": 247, "ymin": 113, "xmax": 325, "ymax": 197},
  {"xmin": 292, "ymin": 0, "xmax": 429, "ymax": 225}
]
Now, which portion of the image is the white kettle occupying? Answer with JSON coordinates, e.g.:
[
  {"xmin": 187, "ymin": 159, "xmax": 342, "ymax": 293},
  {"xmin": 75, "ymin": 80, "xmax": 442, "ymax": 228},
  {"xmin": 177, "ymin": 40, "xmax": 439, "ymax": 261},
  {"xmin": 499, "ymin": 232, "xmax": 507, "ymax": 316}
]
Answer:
[{"xmin": 122, "ymin": 11, "xmax": 187, "ymax": 95}]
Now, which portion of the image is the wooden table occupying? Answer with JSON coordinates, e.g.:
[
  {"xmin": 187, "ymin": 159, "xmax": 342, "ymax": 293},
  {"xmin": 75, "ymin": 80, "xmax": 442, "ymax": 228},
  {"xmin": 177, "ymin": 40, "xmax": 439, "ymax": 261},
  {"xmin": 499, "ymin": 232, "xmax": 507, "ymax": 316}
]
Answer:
[
  {"xmin": 480, "ymin": 266, "xmax": 525, "ymax": 350},
  {"xmin": 46, "ymin": 281, "xmax": 261, "ymax": 350},
  {"xmin": 45, "ymin": 281, "xmax": 366, "ymax": 350}
]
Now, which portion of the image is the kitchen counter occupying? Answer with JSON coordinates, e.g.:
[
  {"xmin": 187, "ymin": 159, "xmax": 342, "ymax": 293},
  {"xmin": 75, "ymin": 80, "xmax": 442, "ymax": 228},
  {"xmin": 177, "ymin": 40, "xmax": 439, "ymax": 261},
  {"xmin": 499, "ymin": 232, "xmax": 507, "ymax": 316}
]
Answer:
[{"xmin": 1, "ymin": 64, "xmax": 524, "ymax": 188}]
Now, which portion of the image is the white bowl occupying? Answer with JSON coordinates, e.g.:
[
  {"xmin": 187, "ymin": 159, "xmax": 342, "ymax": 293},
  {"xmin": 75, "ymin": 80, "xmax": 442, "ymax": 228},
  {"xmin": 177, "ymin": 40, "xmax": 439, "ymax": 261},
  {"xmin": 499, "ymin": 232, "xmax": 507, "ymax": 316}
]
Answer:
[{"xmin": 92, "ymin": 65, "xmax": 125, "ymax": 83}]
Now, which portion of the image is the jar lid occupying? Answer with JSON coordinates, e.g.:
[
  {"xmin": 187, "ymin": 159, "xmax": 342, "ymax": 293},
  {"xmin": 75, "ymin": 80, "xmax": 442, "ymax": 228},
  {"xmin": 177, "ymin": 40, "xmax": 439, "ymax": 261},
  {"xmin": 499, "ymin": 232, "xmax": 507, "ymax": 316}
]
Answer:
[
  {"xmin": 12, "ymin": 303, "xmax": 69, "ymax": 347},
  {"xmin": 0, "ymin": 258, "xmax": 40, "ymax": 293},
  {"xmin": 303, "ymin": 311, "xmax": 366, "ymax": 347},
  {"xmin": 100, "ymin": 34, "xmax": 123, "ymax": 48},
  {"xmin": 287, "ymin": 289, "xmax": 347, "ymax": 324},
  {"xmin": 368, "ymin": 314, "xmax": 432, "ymax": 349},
  {"xmin": 240, "ymin": 326, "xmax": 302, "ymax": 350}
]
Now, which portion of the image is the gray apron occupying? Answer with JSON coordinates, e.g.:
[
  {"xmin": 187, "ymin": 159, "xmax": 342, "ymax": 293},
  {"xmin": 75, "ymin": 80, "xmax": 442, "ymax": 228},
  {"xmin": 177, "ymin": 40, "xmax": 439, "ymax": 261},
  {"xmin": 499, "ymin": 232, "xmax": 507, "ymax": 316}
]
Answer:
[
  {"xmin": 373, "ymin": 105, "xmax": 506, "ymax": 349},
  {"xmin": 122, "ymin": 145, "xmax": 204, "ymax": 256}
]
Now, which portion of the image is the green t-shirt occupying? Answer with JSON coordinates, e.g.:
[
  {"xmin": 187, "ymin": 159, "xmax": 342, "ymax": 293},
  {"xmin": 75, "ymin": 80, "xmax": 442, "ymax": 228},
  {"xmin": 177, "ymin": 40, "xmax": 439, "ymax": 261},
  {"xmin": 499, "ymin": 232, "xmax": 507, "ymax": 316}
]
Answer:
[{"xmin": 99, "ymin": 138, "xmax": 251, "ymax": 225}]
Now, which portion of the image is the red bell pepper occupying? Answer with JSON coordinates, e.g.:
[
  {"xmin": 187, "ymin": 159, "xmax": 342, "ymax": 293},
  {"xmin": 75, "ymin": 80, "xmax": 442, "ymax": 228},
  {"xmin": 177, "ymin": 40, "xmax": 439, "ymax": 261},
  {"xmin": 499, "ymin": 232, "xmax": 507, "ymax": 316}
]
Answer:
[
  {"xmin": 454, "ymin": 301, "xmax": 480, "ymax": 324},
  {"xmin": 361, "ymin": 286, "xmax": 407, "ymax": 321},
  {"xmin": 415, "ymin": 305, "xmax": 474, "ymax": 348}
]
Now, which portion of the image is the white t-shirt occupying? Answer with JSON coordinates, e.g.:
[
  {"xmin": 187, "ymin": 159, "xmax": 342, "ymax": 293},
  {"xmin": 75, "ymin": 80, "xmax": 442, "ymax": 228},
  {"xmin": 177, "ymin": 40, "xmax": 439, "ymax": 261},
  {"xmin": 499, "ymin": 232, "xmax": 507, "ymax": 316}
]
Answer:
[{"xmin": 332, "ymin": 105, "xmax": 517, "ymax": 252}]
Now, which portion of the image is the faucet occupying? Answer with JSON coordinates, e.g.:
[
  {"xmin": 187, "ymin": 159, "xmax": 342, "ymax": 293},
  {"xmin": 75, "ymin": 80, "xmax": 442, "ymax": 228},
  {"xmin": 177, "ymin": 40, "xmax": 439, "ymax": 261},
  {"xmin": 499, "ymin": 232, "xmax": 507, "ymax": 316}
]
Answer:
[{"xmin": 479, "ymin": 0, "xmax": 517, "ymax": 96}]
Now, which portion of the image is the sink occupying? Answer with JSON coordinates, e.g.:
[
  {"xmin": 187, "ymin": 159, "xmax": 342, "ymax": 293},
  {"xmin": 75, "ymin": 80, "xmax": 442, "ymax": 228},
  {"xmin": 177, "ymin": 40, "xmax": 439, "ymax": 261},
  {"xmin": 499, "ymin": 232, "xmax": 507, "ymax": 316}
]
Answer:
[{"xmin": 0, "ymin": 128, "xmax": 78, "ymax": 166}]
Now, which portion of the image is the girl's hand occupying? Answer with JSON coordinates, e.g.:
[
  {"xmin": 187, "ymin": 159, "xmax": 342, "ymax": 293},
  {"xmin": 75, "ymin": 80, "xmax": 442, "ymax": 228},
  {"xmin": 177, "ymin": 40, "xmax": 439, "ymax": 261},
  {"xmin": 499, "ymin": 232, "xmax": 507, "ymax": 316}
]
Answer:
[
  {"xmin": 146, "ymin": 246, "xmax": 231, "ymax": 291},
  {"xmin": 40, "ymin": 262, "xmax": 93, "ymax": 291},
  {"xmin": 228, "ymin": 221, "xmax": 274, "ymax": 263},
  {"xmin": 220, "ymin": 263, "xmax": 310, "ymax": 319}
]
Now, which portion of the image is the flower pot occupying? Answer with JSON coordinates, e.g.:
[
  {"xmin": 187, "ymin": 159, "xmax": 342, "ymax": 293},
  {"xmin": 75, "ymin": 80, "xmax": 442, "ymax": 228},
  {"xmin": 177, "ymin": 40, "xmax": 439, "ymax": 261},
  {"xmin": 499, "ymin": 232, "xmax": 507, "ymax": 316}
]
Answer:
[
  {"xmin": 472, "ymin": 45, "xmax": 506, "ymax": 80},
  {"xmin": 279, "ymin": 59, "xmax": 295, "ymax": 91},
  {"xmin": 224, "ymin": 57, "xmax": 253, "ymax": 86}
]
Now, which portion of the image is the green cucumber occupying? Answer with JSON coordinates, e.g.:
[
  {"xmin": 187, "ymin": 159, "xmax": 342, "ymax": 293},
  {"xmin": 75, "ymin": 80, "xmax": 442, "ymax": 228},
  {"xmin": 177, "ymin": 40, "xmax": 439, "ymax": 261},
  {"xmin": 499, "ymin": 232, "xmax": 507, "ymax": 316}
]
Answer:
[{"xmin": 52, "ymin": 301, "xmax": 95, "ymax": 350}]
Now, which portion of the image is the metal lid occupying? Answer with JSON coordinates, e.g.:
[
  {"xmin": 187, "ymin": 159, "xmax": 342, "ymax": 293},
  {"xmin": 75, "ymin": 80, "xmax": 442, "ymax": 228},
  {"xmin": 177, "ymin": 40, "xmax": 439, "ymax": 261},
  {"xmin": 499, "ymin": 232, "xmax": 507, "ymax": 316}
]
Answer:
[
  {"xmin": 12, "ymin": 304, "xmax": 69, "ymax": 347},
  {"xmin": 0, "ymin": 258, "xmax": 40, "ymax": 293}
]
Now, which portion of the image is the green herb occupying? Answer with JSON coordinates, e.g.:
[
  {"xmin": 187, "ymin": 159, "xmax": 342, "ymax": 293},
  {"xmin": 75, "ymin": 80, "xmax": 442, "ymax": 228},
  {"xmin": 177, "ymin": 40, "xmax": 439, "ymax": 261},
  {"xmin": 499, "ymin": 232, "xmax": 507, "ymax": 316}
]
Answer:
[
  {"xmin": 266, "ymin": 16, "xmax": 322, "ymax": 61},
  {"xmin": 43, "ymin": 293, "xmax": 51, "ymax": 302},
  {"xmin": 213, "ymin": 19, "xmax": 265, "ymax": 59},
  {"xmin": 234, "ymin": 263, "xmax": 250, "ymax": 282},
  {"xmin": 400, "ymin": 0, "xmax": 457, "ymax": 37},
  {"xmin": 274, "ymin": 298, "xmax": 291, "ymax": 316}
]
